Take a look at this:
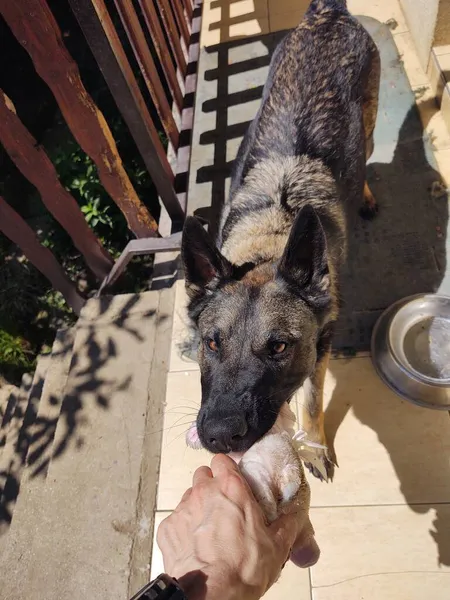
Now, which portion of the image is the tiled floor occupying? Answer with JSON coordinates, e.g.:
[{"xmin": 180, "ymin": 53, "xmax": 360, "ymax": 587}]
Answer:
[{"xmin": 150, "ymin": 1, "xmax": 450, "ymax": 599}]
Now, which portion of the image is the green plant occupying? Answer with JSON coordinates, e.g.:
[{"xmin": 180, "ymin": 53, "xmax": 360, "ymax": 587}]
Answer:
[
  {"xmin": 0, "ymin": 330, "xmax": 34, "ymax": 368},
  {"xmin": 80, "ymin": 197, "xmax": 113, "ymax": 229}
]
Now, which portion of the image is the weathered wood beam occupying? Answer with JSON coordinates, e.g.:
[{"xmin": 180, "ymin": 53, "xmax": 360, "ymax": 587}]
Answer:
[
  {"xmin": 0, "ymin": 92, "xmax": 113, "ymax": 281},
  {"xmin": 68, "ymin": 0, "xmax": 185, "ymax": 224},
  {"xmin": 0, "ymin": 0, "xmax": 159, "ymax": 238},
  {"xmin": 0, "ymin": 196, "xmax": 85, "ymax": 315}
]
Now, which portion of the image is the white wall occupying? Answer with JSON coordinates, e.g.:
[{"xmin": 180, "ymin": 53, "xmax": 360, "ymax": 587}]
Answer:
[{"xmin": 399, "ymin": 0, "xmax": 440, "ymax": 69}]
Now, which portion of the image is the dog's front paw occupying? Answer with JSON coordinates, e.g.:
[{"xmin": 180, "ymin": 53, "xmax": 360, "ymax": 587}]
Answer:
[{"xmin": 303, "ymin": 447, "xmax": 335, "ymax": 482}]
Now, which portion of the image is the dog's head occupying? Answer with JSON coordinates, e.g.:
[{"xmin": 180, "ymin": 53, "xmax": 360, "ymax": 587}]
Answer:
[{"xmin": 181, "ymin": 205, "xmax": 332, "ymax": 454}]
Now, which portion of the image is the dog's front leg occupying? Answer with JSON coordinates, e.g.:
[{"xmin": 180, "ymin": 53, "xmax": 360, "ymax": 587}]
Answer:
[{"xmin": 301, "ymin": 347, "xmax": 334, "ymax": 481}]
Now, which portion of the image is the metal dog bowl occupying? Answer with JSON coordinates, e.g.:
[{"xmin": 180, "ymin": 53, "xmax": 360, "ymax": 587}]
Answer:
[{"xmin": 371, "ymin": 293, "xmax": 450, "ymax": 409}]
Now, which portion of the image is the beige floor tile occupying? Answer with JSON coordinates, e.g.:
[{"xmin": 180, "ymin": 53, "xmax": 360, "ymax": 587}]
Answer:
[
  {"xmin": 229, "ymin": 0, "xmax": 269, "ymax": 19},
  {"xmin": 310, "ymin": 505, "xmax": 450, "ymax": 599},
  {"xmin": 170, "ymin": 279, "xmax": 199, "ymax": 372},
  {"xmin": 434, "ymin": 45, "xmax": 450, "ymax": 57},
  {"xmin": 293, "ymin": 357, "xmax": 450, "ymax": 507},
  {"xmin": 228, "ymin": 16, "xmax": 270, "ymax": 39},
  {"xmin": 150, "ymin": 512, "xmax": 170, "ymax": 580},
  {"xmin": 264, "ymin": 562, "xmax": 311, "ymax": 599},
  {"xmin": 269, "ymin": 9, "xmax": 305, "ymax": 32},
  {"xmin": 267, "ymin": 0, "xmax": 309, "ymax": 18},
  {"xmin": 347, "ymin": 0, "xmax": 408, "ymax": 33},
  {"xmin": 227, "ymin": 135, "xmax": 244, "ymax": 162},
  {"xmin": 202, "ymin": 0, "xmax": 270, "ymax": 47},
  {"xmin": 157, "ymin": 370, "xmax": 210, "ymax": 510},
  {"xmin": 394, "ymin": 32, "xmax": 429, "ymax": 88},
  {"xmin": 227, "ymin": 98, "xmax": 261, "ymax": 126}
]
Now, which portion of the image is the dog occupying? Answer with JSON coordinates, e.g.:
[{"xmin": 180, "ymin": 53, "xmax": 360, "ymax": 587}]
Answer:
[{"xmin": 181, "ymin": 0, "xmax": 380, "ymax": 480}]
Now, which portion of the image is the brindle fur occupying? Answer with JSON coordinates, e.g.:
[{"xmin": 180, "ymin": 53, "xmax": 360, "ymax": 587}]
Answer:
[{"xmin": 182, "ymin": 0, "xmax": 380, "ymax": 480}]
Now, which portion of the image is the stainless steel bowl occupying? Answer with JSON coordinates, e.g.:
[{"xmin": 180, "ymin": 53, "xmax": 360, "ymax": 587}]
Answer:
[{"xmin": 371, "ymin": 293, "xmax": 450, "ymax": 409}]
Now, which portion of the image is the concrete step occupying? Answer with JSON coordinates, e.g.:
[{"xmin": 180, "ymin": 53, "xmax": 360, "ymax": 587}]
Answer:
[
  {"xmin": 0, "ymin": 383, "xmax": 18, "ymax": 429},
  {"xmin": 0, "ymin": 328, "xmax": 76, "ymax": 568},
  {"xmin": 1, "ymin": 292, "xmax": 165, "ymax": 600},
  {"xmin": 0, "ymin": 355, "xmax": 49, "ymax": 540}
]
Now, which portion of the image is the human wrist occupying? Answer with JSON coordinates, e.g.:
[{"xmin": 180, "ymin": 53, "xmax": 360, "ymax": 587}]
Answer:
[{"xmin": 176, "ymin": 569, "xmax": 262, "ymax": 600}]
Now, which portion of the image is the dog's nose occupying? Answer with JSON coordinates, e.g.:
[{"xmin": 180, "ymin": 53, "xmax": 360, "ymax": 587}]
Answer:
[{"xmin": 203, "ymin": 414, "xmax": 248, "ymax": 453}]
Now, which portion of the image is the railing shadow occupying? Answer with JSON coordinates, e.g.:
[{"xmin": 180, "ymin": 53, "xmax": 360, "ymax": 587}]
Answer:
[
  {"xmin": 193, "ymin": 29, "xmax": 287, "ymax": 237},
  {"xmin": 0, "ymin": 293, "xmax": 165, "ymax": 533}
]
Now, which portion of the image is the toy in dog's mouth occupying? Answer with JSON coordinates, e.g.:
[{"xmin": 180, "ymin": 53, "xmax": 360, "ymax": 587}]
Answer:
[
  {"xmin": 186, "ymin": 402, "xmax": 297, "ymax": 461},
  {"xmin": 186, "ymin": 402, "xmax": 325, "ymax": 568},
  {"xmin": 185, "ymin": 402, "xmax": 328, "ymax": 477}
]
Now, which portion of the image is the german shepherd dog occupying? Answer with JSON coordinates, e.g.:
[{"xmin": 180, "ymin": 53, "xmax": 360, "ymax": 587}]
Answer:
[{"xmin": 181, "ymin": 0, "xmax": 380, "ymax": 479}]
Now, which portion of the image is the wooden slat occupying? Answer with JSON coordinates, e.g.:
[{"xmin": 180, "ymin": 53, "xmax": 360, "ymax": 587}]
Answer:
[
  {"xmin": 170, "ymin": 0, "xmax": 191, "ymax": 48},
  {"xmin": 113, "ymin": 0, "xmax": 179, "ymax": 149},
  {"xmin": 0, "ymin": 0, "xmax": 159, "ymax": 239},
  {"xmin": 155, "ymin": 0, "xmax": 187, "ymax": 76},
  {"xmin": 0, "ymin": 196, "xmax": 84, "ymax": 315},
  {"xmin": 0, "ymin": 92, "xmax": 113, "ymax": 281},
  {"xmin": 69, "ymin": 0, "xmax": 185, "ymax": 224},
  {"xmin": 138, "ymin": 0, "xmax": 184, "ymax": 111},
  {"xmin": 181, "ymin": 0, "xmax": 193, "ymax": 21}
]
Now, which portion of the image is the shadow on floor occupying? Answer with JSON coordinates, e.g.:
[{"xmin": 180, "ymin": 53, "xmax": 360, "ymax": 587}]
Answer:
[
  {"xmin": 334, "ymin": 103, "xmax": 449, "ymax": 350},
  {"xmin": 205, "ymin": 0, "xmax": 270, "ymax": 45},
  {"xmin": 326, "ymin": 357, "xmax": 450, "ymax": 568},
  {"xmin": 194, "ymin": 30, "xmax": 287, "ymax": 236},
  {"xmin": 0, "ymin": 294, "xmax": 162, "ymax": 533}
]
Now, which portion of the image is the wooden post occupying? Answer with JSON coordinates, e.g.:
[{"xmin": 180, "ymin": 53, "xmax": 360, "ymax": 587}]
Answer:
[
  {"xmin": 0, "ymin": 196, "xmax": 85, "ymax": 315},
  {"xmin": 0, "ymin": 0, "xmax": 159, "ymax": 238},
  {"xmin": 0, "ymin": 92, "xmax": 113, "ymax": 281}
]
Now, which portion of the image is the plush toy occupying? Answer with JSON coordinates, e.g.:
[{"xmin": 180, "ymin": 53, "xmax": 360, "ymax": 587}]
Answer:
[{"xmin": 186, "ymin": 403, "xmax": 321, "ymax": 568}]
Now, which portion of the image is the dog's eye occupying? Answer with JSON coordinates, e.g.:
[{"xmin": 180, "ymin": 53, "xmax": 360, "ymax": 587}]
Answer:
[
  {"xmin": 270, "ymin": 341, "xmax": 287, "ymax": 355},
  {"xmin": 206, "ymin": 338, "xmax": 219, "ymax": 352}
]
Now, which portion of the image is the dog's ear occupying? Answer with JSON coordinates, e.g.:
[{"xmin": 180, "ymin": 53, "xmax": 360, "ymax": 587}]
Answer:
[
  {"xmin": 182, "ymin": 216, "xmax": 233, "ymax": 303},
  {"xmin": 278, "ymin": 205, "xmax": 330, "ymax": 306}
]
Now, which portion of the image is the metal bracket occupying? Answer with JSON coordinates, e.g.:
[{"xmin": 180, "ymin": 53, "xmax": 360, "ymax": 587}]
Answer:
[{"xmin": 96, "ymin": 231, "xmax": 182, "ymax": 296}]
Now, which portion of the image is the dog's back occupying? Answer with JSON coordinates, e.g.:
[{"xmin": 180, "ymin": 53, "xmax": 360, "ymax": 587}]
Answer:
[{"xmin": 219, "ymin": 0, "xmax": 379, "ymax": 265}]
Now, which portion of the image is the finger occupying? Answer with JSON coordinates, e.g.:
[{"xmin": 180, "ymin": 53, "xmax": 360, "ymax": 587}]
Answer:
[
  {"xmin": 210, "ymin": 453, "xmax": 242, "ymax": 477},
  {"xmin": 193, "ymin": 465, "xmax": 213, "ymax": 486},
  {"xmin": 179, "ymin": 486, "xmax": 192, "ymax": 504},
  {"xmin": 210, "ymin": 454, "xmax": 256, "ymax": 505},
  {"xmin": 270, "ymin": 512, "xmax": 299, "ymax": 554}
]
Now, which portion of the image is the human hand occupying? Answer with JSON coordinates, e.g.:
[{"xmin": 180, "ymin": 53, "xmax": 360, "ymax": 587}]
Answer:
[{"xmin": 157, "ymin": 454, "xmax": 300, "ymax": 600}]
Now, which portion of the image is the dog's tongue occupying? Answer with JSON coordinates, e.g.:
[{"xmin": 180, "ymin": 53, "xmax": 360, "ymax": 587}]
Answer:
[
  {"xmin": 186, "ymin": 422, "xmax": 203, "ymax": 450},
  {"xmin": 185, "ymin": 402, "xmax": 296, "ymax": 463}
]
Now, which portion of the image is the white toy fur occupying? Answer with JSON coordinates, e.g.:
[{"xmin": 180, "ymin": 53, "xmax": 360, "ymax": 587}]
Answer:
[{"xmin": 186, "ymin": 403, "xmax": 320, "ymax": 568}]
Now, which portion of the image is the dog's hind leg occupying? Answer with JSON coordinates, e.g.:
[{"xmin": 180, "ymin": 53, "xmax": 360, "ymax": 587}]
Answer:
[
  {"xmin": 360, "ymin": 42, "xmax": 381, "ymax": 220},
  {"xmin": 302, "ymin": 346, "xmax": 334, "ymax": 481}
]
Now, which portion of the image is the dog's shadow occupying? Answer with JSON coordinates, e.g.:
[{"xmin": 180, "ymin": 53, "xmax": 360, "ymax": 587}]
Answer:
[{"xmin": 325, "ymin": 103, "xmax": 450, "ymax": 567}]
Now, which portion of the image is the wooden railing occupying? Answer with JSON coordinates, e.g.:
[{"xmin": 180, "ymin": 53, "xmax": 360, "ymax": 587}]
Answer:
[{"xmin": 0, "ymin": 0, "xmax": 199, "ymax": 313}]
